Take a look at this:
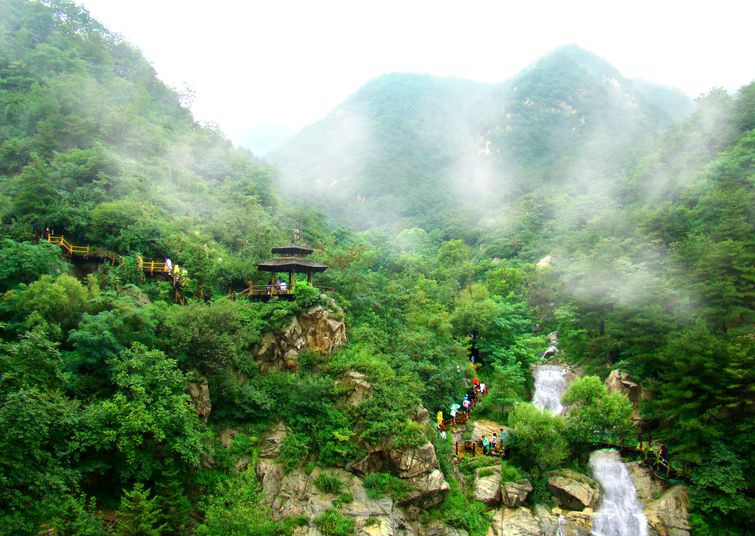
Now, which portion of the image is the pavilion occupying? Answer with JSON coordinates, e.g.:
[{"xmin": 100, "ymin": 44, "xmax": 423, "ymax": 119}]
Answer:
[{"xmin": 248, "ymin": 244, "xmax": 328, "ymax": 298}]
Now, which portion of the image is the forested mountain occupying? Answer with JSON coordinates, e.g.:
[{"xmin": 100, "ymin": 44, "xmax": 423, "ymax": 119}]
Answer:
[
  {"xmin": 0, "ymin": 1, "xmax": 752, "ymax": 535},
  {"xmin": 274, "ymin": 44, "xmax": 693, "ymax": 229}
]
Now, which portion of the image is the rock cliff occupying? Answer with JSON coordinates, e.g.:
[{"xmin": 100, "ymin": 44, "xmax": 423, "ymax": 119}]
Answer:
[{"xmin": 255, "ymin": 305, "xmax": 347, "ymax": 371}]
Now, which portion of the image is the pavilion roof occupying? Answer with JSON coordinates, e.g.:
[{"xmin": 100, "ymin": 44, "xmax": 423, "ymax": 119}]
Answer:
[
  {"xmin": 257, "ymin": 256, "xmax": 328, "ymax": 273},
  {"xmin": 271, "ymin": 244, "xmax": 314, "ymax": 256}
]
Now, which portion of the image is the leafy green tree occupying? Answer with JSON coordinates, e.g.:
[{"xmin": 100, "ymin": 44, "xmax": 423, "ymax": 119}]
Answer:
[
  {"xmin": 562, "ymin": 376, "xmax": 634, "ymax": 460},
  {"xmin": 76, "ymin": 343, "xmax": 206, "ymax": 482},
  {"xmin": 0, "ymin": 239, "xmax": 66, "ymax": 291},
  {"xmin": 507, "ymin": 402, "xmax": 567, "ymax": 472}
]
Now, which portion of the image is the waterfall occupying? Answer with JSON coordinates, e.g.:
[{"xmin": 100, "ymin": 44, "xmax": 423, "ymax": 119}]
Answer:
[
  {"xmin": 590, "ymin": 449, "xmax": 648, "ymax": 536},
  {"xmin": 532, "ymin": 364, "xmax": 567, "ymax": 414}
]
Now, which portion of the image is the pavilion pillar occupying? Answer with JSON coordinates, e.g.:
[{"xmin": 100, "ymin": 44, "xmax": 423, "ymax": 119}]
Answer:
[
  {"xmin": 290, "ymin": 271, "xmax": 295, "ymax": 289},
  {"xmin": 307, "ymin": 272, "xmax": 313, "ymax": 285}
]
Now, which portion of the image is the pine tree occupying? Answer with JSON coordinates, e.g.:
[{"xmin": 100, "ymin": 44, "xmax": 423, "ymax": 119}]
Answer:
[{"xmin": 114, "ymin": 483, "xmax": 165, "ymax": 536}]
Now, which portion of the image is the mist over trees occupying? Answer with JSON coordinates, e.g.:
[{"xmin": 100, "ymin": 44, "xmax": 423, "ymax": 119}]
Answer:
[{"xmin": 0, "ymin": 0, "xmax": 752, "ymax": 534}]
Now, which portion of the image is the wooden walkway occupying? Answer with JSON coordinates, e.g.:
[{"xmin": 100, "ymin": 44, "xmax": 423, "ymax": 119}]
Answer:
[{"xmin": 47, "ymin": 234, "xmax": 187, "ymax": 304}]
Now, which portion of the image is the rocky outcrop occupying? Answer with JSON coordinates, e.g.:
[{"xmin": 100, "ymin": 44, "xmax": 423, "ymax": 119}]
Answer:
[
  {"xmin": 474, "ymin": 466, "xmax": 502, "ymax": 505},
  {"xmin": 255, "ymin": 305, "xmax": 346, "ymax": 371},
  {"xmin": 388, "ymin": 442, "xmax": 439, "ymax": 479},
  {"xmin": 351, "ymin": 441, "xmax": 439, "ymax": 479},
  {"xmin": 626, "ymin": 461, "xmax": 664, "ymax": 503},
  {"xmin": 340, "ymin": 370, "xmax": 373, "ymax": 406},
  {"xmin": 219, "ymin": 427, "xmax": 238, "ymax": 448},
  {"xmin": 501, "ymin": 479, "xmax": 533, "ymax": 508},
  {"xmin": 349, "ymin": 440, "xmax": 450, "ymax": 510},
  {"xmin": 548, "ymin": 469, "xmax": 600, "ymax": 511},
  {"xmin": 423, "ymin": 521, "xmax": 469, "ymax": 536},
  {"xmin": 487, "ymin": 506, "xmax": 559, "ymax": 536},
  {"xmin": 605, "ymin": 369, "xmax": 642, "ymax": 405},
  {"xmin": 300, "ymin": 306, "xmax": 347, "ymax": 354},
  {"xmin": 411, "ymin": 406, "xmax": 429, "ymax": 426},
  {"xmin": 398, "ymin": 469, "xmax": 450, "ymax": 509},
  {"xmin": 645, "ymin": 485, "xmax": 691, "ymax": 536},
  {"xmin": 254, "ymin": 462, "xmax": 457, "ymax": 534},
  {"xmin": 260, "ymin": 422, "xmax": 289, "ymax": 459},
  {"xmin": 188, "ymin": 381, "xmax": 211, "ymax": 423}
]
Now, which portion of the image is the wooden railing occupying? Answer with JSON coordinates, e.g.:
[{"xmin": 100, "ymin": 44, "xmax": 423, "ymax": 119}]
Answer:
[
  {"xmin": 48, "ymin": 235, "xmax": 89, "ymax": 257},
  {"xmin": 140, "ymin": 260, "xmax": 171, "ymax": 274}
]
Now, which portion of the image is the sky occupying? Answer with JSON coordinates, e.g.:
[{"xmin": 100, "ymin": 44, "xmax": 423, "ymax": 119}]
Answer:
[{"xmin": 80, "ymin": 0, "xmax": 755, "ymax": 155}]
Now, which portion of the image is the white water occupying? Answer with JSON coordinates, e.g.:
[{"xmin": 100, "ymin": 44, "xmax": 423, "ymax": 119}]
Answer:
[
  {"xmin": 590, "ymin": 449, "xmax": 648, "ymax": 536},
  {"xmin": 532, "ymin": 364, "xmax": 567, "ymax": 413}
]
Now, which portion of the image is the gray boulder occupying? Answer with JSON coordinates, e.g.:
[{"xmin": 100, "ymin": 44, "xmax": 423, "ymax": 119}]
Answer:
[
  {"xmin": 548, "ymin": 469, "xmax": 600, "ymax": 511},
  {"xmin": 501, "ymin": 479, "xmax": 533, "ymax": 508},
  {"xmin": 474, "ymin": 466, "xmax": 502, "ymax": 505}
]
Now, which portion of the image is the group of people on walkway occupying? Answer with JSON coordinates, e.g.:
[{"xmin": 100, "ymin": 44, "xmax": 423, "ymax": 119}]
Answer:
[
  {"xmin": 436, "ymin": 376, "xmax": 488, "ymax": 435},
  {"xmin": 481, "ymin": 430, "xmax": 507, "ymax": 456}
]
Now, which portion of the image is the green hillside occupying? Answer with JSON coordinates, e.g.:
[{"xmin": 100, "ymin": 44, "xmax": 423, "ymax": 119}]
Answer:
[
  {"xmin": 274, "ymin": 44, "xmax": 693, "ymax": 230},
  {"xmin": 0, "ymin": 1, "xmax": 752, "ymax": 535}
]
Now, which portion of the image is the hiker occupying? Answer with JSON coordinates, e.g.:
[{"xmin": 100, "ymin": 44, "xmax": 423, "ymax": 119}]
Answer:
[
  {"xmin": 482, "ymin": 435, "xmax": 490, "ymax": 455},
  {"xmin": 480, "ymin": 382, "xmax": 487, "ymax": 395},
  {"xmin": 450, "ymin": 406, "xmax": 458, "ymax": 424},
  {"xmin": 437, "ymin": 411, "xmax": 444, "ymax": 430},
  {"xmin": 463, "ymin": 396, "xmax": 471, "ymax": 411},
  {"xmin": 440, "ymin": 429, "xmax": 447, "ymax": 440},
  {"xmin": 491, "ymin": 433, "xmax": 497, "ymax": 451},
  {"xmin": 164, "ymin": 258, "xmax": 172, "ymax": 272}
]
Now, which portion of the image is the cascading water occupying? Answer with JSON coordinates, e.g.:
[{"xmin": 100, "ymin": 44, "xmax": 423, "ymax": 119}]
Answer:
[
  {"xmin": 532, "ymin": 364, "xmax": 568, "ymax": 413},
  {"xmin": 590, "ymin": 449, "xmax": 648, "ymax": 536}
]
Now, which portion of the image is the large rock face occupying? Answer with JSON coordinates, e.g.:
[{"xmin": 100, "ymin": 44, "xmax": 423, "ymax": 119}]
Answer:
[
  {"xmin": 256, "ymin": 305, "xmax": 346, "ymax": 371},
  {"xmin": 645, "ymin": 485, "xmax": 691, "ymax": 536},
  {"xmin": 474, "ymin": 466, "xmax": 502, "ymax": 505},
  {"xmin": 548, "ymin": 469, "xmax": 600, "ymax": 511},
  {"xmin": 398, "ymin": 469, "xmax": 450, "ymax": 509},
  {"xmin": 487, "ymin": 506, "xmax": 558, "ymax": 536},
  {"xmin": 626, "ymin": 461, "xmax": 664, "ymax": 503},
  {"xmin": 501, "ymin": 479, "xmax": 533, "ymax": 508},
  {"xmin": 188, "ymin": 381, "xmax": 211, "ymax": 423},
  {"xmin": 259, "ymin": 422, "xmax": 289, "ymax": 459},
  {"xmin": 605, "ymin": 369, "xmax": 642, "ymax": 404},
  {"xmin": 387, "ymin": 442, "xmax": 439, "ymax": 479}
]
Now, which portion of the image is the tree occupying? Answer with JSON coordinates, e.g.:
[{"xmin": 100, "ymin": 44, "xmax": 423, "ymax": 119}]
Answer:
[
  {"xmin": 195, "ymin": 469, "xmax": 289, "ymax": 536},
  {"xmin": 114, "ymin": 483, "xmax": 164, "ymax": 536},
  {"xmin": 562, "ymin": 376, "xmax": 634, "ymax": 460},
  {"xmin": 507, "ymin": 402, "xmax": 568, "ymax": 472},
  {"xmin": 0, "ymin": 239, "xmax": 66, "ymax": 291},
  {"xmin": 75, "ymin": 343, "xmax": 206, "ymax": 482}
]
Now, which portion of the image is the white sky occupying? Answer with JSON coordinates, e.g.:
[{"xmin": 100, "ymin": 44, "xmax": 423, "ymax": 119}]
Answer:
[{"xmin": 80, "ymin": 0, "xmax": 754, "ymax": 152}]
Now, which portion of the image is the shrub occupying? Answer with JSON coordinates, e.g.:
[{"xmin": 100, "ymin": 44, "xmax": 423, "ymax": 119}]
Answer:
[
  {"xmin": 278, "ymin": 432, "xmax": 311, "ymax": 472},
  {"xmin": 313, "ymin": 510, "xmax": 354, "ymax": 536},
  {"xmin": 478, "ymin": 467, "xmax": 495, "ymax": 478},
  {"xmin": 363, "ymin": 472, "xmax": 408, "ymax": 501},
  {"xmin": 315, "ymin": 472, "xmax": 344, "ymax": 495}
]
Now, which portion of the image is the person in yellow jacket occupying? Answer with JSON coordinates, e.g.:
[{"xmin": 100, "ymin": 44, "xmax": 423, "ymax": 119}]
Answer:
[{"xmin": 436, "ymin": 411, "xmax": 444, "ymax": 430}]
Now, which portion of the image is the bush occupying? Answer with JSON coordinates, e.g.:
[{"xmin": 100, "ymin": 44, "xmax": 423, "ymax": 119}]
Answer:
[
  {"xmin": 278, "ymin": 432, "xmax": 311, "ymax": 472},
  {"xmin": 315, "ymin": 472, "xmax": 344, "ymax": 494},
  {"xmin": 363, "ymin": 472, "xmax": 408, "ymax": 501},
  {"xmin": 313, "ymin": 510, "xmax": 354, "ymax": 536},
  {"xmin": 440, "ymin": 491, "xmax": 490, "ymax": 535}
]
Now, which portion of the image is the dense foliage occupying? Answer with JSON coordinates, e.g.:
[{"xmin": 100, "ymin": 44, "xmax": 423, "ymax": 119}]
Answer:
[{"xmin": 0, "ymin": 1, "xmax": 752, "ymax": 534}]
